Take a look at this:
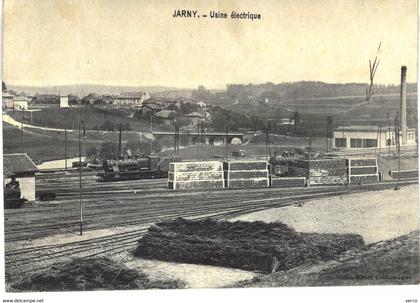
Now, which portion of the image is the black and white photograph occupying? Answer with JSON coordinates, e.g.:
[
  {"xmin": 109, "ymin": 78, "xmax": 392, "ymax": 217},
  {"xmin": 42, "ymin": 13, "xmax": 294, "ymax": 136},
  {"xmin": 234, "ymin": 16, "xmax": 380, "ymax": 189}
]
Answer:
[{"xmin": 1, "ymin": 0, "xmax": 419, "ymax": 302}]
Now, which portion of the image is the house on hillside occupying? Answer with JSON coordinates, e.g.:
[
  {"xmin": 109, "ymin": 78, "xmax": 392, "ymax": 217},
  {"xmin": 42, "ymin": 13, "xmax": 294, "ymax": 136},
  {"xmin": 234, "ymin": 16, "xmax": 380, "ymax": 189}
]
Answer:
[
  {"xmin": 2, "ymin": 92, "xmax": 14, "ymax": 109},
  {"xmin": 155, "ymin": 110, "xmax": 175, "ymax": 125},
  {"xmin": 12, "ymin": 96, "xmax": 29, "ymax": 110},
  {"xmin": 141, "ymin": 103, "xmax": 162, "ymax": 115},
  {"xmin": 185, "ymin": 111, "xmax": 206, "ymax": 126},
  {"xmin": 3, "ymin": 153, "xmax": 39, "ymax": 201},
  {"xmin": 113, "ymin": 92, "xmax": 151, "ymax": 108},
  {"xmin": 197, "ymin": 101, "xmax": 207, "ymax": 108}
]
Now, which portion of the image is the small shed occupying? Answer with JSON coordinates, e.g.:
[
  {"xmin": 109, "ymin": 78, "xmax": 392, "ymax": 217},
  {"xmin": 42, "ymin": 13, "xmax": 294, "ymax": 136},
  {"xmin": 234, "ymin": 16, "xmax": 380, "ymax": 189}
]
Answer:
[
  {"xmin": 155, "ymin": 110, "xmax": 175, "ymax": 125},
  {"xmin": 3, "ymin": 153, "xmax": 38, "ymax": 201}
]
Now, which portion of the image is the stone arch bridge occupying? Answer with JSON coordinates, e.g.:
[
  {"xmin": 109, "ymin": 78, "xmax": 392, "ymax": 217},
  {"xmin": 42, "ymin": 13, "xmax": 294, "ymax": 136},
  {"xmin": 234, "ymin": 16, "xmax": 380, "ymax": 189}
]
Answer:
[{"xmin": 152, "ymin": 131, "xmax": 244, "ymax": 145}]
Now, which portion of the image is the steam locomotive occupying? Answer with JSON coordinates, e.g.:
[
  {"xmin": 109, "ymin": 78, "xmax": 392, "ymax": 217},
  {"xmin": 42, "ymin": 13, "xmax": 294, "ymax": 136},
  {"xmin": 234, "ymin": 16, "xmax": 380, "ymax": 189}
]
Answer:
[
  {"xmin": 97, "ymin": 155, "xmax": 179, "ymax": 182},
  {"xmin": 4, "ymin": 177, "xmax": 27, "ymax": 209}
]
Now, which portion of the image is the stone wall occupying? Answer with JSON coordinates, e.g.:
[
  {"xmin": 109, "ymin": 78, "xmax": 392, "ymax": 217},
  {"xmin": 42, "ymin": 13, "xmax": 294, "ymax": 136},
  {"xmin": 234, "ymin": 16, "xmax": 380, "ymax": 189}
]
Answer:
[
  {"xmin": 347, "ymin": 158, "xmax": 379, "ymax": 184},
  {"xmin": 168, "ymin": 161, "xmax": 224, "ymax": 190},
  {"xmin": 224, "ymin": 160, "xmax": 269, "ymax": 189},
  {"xmin": 270, "ymin": 177, "xmax": 306, "ymax": 188}
]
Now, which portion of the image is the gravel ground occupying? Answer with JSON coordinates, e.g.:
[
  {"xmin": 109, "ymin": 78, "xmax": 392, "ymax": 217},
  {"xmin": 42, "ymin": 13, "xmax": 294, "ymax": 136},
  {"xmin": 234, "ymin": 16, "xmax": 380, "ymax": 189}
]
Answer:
[
  {"xmin": 234, "ymin": 231, "xmax": 419, "ymax": 287},
  {"xmin": 231, "ymin": 184, "xmax": 419, "ymax": 244}
]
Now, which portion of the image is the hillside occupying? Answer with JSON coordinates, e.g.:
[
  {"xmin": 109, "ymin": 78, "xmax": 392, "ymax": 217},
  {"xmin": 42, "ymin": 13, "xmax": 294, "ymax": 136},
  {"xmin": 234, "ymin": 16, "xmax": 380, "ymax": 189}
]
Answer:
[{"xmin": 8, "ymin": 84, "xmax": 185, "ymax": 97}]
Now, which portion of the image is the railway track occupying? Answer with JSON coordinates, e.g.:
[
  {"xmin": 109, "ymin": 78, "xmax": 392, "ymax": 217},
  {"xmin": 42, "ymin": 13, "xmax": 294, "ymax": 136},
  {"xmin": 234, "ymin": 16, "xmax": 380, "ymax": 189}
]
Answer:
[{"xmin": 4, "ymin": 172, "xmax": 417, "ymax": 281}]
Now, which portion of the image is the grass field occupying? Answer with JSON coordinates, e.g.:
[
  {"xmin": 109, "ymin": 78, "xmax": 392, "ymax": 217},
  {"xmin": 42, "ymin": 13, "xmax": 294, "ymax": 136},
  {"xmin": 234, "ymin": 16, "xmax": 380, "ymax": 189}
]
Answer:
[
  {"xmin": 9, "ymin": 106, "xmax": 170, "ymax": 132},
  {"xmin": 2, "ymin": 122, "xmax": 81, "ymax": 163},
  {"xmin": 225, "ymin": 94, "xmax": 418, "ymax": 137}
]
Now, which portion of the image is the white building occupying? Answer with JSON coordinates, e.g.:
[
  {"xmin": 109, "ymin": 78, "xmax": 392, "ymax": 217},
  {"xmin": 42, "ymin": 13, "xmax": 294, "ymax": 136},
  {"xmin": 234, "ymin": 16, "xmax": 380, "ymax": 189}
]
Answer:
[
  {"xmin": 12, "ymin": 96, "xmax": 29, "ymax": 110},
  {"xmin": 60, "ymin": 95, "xmax": 69, "ymax": 108},
  {"xmin": 113, "ymin": 92, "xmax": 151, "ymax": 107},
  {"xmin": 2, "ymin": 92, "xmax": 14, "ymax": 109},
  {"xmin": 332, "ymin": 125, "xmax": 417, "ymax": 149},
  {"xmin": 3, "ymin": 153, "xmax": 39, "ymax": 201}
]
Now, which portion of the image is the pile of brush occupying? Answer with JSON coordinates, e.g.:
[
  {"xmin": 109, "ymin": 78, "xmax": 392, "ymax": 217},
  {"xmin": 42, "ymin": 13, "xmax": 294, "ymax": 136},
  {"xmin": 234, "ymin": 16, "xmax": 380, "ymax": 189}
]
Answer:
[
  {"xmin": 135, "ymin": 218, "xmax": 364, "ymax": 273},
  {"xmin": 13, "ymin": 257, "xmax": 184, "ymax": 291}
]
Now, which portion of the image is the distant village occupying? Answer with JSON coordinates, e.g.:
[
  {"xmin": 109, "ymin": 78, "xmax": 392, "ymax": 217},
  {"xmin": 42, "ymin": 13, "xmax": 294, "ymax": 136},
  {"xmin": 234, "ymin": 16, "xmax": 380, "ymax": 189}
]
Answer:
[{"xmin": 2, "ymin": 85, "xmax": 213, "ymax": 131}]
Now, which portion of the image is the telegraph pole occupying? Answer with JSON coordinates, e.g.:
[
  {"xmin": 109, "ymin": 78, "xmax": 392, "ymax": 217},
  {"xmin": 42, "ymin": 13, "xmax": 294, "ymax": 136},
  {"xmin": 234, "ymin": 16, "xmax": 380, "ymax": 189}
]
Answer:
[
  {"xmin": 202, "ymin": 121, "xmax": 206, "ymax": 159},
  {"xmin": 64, "ymin": 128, "xmax": 68, "ymax": 171},
  {"xmin": 118, "ymin": 123, "xmax": 122, "ymax": 159},
  {"xmin": 225, "ymin": 112, "xmax": 230, "ymax": 160},
  {"xmin": 150, "ymin": 115, "xmax": 153, "ymax": 132},
  {"xmin": 265, "ymin": 121, "xmax": 270, "ymax": 161},
  {"xmin": 197, "ymin": 122, "xmax": 200, "ymax": 159},
  {"xmin": 78, "ymin": 114, "xmax": 83, "ymax": 236},
  {"xmin": 20, "ymin": 120, "xmax": 23, "ymax": 153},
  {"xmin": 387, "ymin": 112, "xmax": 391, "ymax": 158}
]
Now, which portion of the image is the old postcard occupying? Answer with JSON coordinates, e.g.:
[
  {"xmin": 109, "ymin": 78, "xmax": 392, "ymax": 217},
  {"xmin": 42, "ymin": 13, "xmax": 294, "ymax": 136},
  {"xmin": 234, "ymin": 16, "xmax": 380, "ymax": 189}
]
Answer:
[{"xmin": 1, "ymin": 0, "xmax": 419, "ymax": 302}]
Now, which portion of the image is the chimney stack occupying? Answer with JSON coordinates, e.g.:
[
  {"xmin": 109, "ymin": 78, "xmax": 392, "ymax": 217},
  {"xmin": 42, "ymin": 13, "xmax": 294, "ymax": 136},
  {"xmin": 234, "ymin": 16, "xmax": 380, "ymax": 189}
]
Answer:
[{"xmin": 400, "ymin": 66, "xmax": 407, "ymax": 145}]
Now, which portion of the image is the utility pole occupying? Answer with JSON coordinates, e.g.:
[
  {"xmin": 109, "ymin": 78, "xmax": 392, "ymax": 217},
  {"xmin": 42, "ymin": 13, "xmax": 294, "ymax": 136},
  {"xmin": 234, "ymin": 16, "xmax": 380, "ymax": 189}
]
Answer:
[
  {"xmin": 202, "ymin": 121, "xmax": 206, "ymax": 159},
  {"xmin": 197, "ymin": 122, "xmax": 200, "ymax": 159},
  {"xmin": 326, "ymin": 116, "xmax": 333, "ymax": 152},
  {"xmin": 225, "ymin": 112, "xmax": 230, "ymax": 160},
  {"xmin": 395, "ymin": 113, "xmax": 401, "ymax": 190},
  {"xmin": 150, "ymin": 114, "xmax": 153, "ymax": 132},
  {"xmin": 64, "ymin": 128, "xmax": 68, "ymax": 171},
  {"xmin": 78, "ymin": 114, "xmax": 83, "ymax": 236},
  {"xmin": 118, "ymin": 123, "xmax": 122, "ymax": 159},
  {"xmin": 173, "ymin": 122, "xmax": 180, "ymax": 156},
  {"xmin": 20, "ymin": 120, "xmax": 23, "ymax": 153},
  {"xmin": 265, "ymin": 121, "xmax": 270, "ymax": 161},
  {"xmin": 387, "ymin": 112, "xmax": 391, "ymax": 158}
]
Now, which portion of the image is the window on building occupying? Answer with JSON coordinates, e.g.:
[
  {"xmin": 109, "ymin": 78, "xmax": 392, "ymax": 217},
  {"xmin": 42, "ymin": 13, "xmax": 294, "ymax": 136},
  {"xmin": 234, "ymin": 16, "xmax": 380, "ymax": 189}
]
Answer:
[
  {"xmin": 335, "ymin": 138, "xmax": 346, "ymax": 148},
  {"xmin": 386, "ymin": 139, "xmax": 392, "ymax": 146},
  {"xmin": 362, "ymin": 139, "xmax": 377, "ymax": 148},
  {"xmin": 350, "ymin": 138, "xmax": 363, "ymax": 148}
]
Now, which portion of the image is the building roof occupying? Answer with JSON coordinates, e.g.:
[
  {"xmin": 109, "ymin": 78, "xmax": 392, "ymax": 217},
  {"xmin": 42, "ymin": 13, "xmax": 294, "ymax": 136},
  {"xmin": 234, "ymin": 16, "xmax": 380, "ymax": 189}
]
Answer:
[
  {"xmin": 115, "ymin": 92, "xmax": 146, "ymax": 99},
  {"xmin": 335, "ymin": 125, "xmax": 416, "ymax": 132},
  {"xmin": 2, "ymin": 92, "xmax": 14, "ymax": 98},
  {"xmin": 13, "ymin": 96, "xmax": 28, "ymax": 102},
  {"xmin": 143, "ymin": 103, "xmax": 161, "ymax": 110},
  {"xmin": 185, "ymin": 112, "xmax": 205, "ymax": 118},
  {"xmin": 3, "ymin": 153, "xmax": 38, "ymax": 175},
  {"xmin": 3, "ymin": 167, "xmax": 16, "ymax": 178},
  {"xmin": 155, "ymin": 110, "xmax": 175, "ymax": 119}
]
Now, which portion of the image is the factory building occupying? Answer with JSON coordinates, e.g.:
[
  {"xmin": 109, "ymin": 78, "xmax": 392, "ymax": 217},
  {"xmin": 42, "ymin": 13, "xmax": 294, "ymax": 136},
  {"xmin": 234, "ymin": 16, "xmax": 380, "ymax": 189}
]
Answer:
[
  {"xmin": 333, "ymin": 66, "xmax": 417, "ymax": 150},
  {"xmin": 3, "ymin": 153, "xmax": 39, "ymax": 201},
  {"xmin": 333, "ymin": 126, "xmax": 417, "ymax": 149}
]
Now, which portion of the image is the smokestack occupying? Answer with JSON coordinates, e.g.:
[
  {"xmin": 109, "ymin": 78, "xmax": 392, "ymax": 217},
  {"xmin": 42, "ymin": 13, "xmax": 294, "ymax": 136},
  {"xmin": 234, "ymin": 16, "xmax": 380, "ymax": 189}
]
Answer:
[{"xmin": 400, "ymin": 66, "xmax": 407, "ymax": 145}]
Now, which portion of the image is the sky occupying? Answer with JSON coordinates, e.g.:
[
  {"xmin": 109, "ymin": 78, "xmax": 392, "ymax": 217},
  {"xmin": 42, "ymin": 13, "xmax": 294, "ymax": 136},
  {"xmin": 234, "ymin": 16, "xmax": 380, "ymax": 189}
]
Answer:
[{"xmin": 2, "ymin": 0, "xmax": 418, "ymax": 88}]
